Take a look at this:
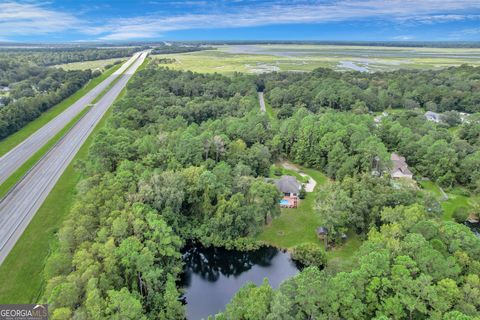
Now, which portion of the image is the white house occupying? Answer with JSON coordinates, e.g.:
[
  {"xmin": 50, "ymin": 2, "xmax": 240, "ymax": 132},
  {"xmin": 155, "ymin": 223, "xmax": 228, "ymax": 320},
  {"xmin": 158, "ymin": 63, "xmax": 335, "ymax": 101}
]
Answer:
[{"xmin": 425, "ymin": 111, "xmax": 441, "ymax": 123}]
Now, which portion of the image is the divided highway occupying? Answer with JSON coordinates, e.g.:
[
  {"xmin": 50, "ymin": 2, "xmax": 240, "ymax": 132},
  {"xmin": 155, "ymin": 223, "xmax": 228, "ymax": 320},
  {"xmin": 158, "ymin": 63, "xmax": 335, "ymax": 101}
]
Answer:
[
  {"xmin": 0, "ymin": 51, "xmax": 149, "ymax": 265},
  {"xmin": 0, "ymin": 51, "xmax": 142, "ymax": 186}
]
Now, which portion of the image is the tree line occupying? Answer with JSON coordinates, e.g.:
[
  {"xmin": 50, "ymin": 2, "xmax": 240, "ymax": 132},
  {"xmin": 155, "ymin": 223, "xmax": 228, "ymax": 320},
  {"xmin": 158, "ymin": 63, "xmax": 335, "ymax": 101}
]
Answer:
[
  {"xmin": 0, "ymin": 47, "xmax": 141, "ymax": 66},
  {"xmin": 0, "ymin": 57, "xmax": 92, "ymax": 139},
  {"xmin": 218, "ymin": 204, "xmax": 480, "ymax": 319},
  {"xmin": 262, "ymin": 65, "xmax": 480, "ymax": 115}
]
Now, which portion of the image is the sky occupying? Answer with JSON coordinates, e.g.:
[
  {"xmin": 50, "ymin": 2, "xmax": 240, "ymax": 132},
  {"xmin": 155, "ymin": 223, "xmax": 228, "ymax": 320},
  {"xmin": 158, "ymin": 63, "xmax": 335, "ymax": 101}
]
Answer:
[{"xmin": 1, "ymin": 0, "xmax": 480, "ymax": 42}]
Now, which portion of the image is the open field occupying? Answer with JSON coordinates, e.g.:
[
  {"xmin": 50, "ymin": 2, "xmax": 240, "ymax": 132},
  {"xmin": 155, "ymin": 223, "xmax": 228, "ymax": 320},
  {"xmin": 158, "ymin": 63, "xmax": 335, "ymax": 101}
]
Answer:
[
  {"xmin": 152, "ymin": 44, "xmax": 480, "ymax": 74},
  {"xmin": 54, "ymin": 57, "xmax": 125, "ymax": 71}
]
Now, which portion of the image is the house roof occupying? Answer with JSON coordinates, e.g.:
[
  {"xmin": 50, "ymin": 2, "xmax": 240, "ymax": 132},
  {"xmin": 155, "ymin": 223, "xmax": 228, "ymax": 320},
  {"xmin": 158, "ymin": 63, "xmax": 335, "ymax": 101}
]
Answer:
[
  {"xmin": 274, "ymin": 175, "xmax": 301, "ymax": 194},
  {"xmin": 425, "ymin": 111, "xmax": 441, "ymax": 121},
  {"xmin": 391, "ymin": 153, "xmax": 413, "ymax": 176}
]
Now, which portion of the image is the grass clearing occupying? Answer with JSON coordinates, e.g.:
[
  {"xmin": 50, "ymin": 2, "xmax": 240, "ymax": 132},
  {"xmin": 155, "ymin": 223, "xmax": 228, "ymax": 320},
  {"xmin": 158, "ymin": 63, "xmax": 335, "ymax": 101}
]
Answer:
[
  {"xmin": 420, "ymin": 180, "xmax": 478, "ymax": 221},
  {"xmin": 269, "ymin": 164, "xmax": 308, "ymax": 183},
  {"xmin": 0, "ymin": 64, "xmax": 121, "ymax": 158},
  {"xmin": 258, "ymin": 165, "xmax": 360, "ymax": 271},
  {"xmin": 257, "ymin": 192, "xmax": 322, "ymax": 248},
  {"xmin": 326, "ymin": 232, "xmax": 363, "ymax": 273}
]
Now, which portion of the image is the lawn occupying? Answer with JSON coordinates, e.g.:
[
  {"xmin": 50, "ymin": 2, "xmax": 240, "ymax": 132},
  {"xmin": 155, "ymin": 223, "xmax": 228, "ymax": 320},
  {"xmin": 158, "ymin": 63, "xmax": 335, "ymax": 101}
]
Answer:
[
  {"xmin": 257, "ymin": 192, "xmax": 322, "ymax": 248},
  {"xmin": 0, "ymin": 61, "xmax": 141, "ymax": 304},
  {"xmin": 269, "ymin": 164, "xmax": 308, "ymax": 183},
  {"xmin": 0, "ymin": 63, "xmax": 122, "ymax": 157},
  {"xmin": 420, "ymin": 180, "xmax": 478, "ymax": 221},
  {"xmin": 258, "ymin": 165, "xmax": 361, "ymax": 271}
]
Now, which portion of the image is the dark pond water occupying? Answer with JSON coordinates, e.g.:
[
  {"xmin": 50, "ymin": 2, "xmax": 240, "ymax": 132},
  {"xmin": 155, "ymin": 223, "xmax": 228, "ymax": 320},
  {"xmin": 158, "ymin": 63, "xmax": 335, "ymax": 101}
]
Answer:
[
  {"xmin": 466, "ymin": 221, "xmax": 480, "ymax": 237},
  {"xmin": 180, "ymin": 245, "xmax": 300, "ymax": 320}
]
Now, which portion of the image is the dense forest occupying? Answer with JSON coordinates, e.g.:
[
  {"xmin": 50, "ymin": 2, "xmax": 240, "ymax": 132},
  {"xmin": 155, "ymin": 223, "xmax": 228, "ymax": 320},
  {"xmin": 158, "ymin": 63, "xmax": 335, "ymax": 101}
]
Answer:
[
  {"xmin": 42, "ymin": 61, "xmax": 480, "ymax": 319},
  {"xmin": 0, "ymin": 47, "xmax": 141, "ymax": 66},
  {"xmin": 263, "ymin": 67, "xmax": 480, "ymax": 189},
  {"xmin": 0, "ymin": 57, "xmax": 92, "ymax": 139},
  {"xmin": 150, "ymin": 44, "xmax": 211, "ymax": 55},
  {"xmin": 262, "ymin": 66, "xmax": 480, "ymax": 114},
  {"xmin": 221, "ymin": 205, "xmax": 480, "ymax": 319}
]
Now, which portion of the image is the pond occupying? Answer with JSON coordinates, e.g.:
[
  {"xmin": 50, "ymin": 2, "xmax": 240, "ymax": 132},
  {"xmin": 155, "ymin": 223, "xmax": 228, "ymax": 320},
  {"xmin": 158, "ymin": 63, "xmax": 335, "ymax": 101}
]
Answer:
[
  {"xmin": 180, "ymin": 245, "xmax": 300, "ymax": 319},
  {"xmin": 466, "ymin": 221, "xmax": 480, "ymax": 237}
]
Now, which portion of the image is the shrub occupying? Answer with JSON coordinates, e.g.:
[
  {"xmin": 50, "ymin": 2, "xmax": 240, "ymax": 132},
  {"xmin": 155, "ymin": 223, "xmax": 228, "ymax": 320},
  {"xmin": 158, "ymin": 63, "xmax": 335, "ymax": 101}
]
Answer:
[
  {"xmin": 453, "ymin": 207, "xmax": 469, "ymax": 223},
  {"xmin": 273, "ymin": 167, "xmax": 282, "ymax": 176},
  {"xmin": 299, "ymin": 185, "xmax": 306, "ymax": 199},
  {"xmin": 291, "ymin": 243, "xmax": 327, "ymax": 268}
]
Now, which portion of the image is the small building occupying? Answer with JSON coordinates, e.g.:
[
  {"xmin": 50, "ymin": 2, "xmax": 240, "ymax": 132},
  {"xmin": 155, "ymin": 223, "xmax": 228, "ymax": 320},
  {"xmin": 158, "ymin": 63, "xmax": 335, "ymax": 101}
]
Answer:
[
  {"xmin": 316, "ymin": 226, "xmax": 329, "ymax": 249},
  {"xmin": 316, "ymin": 227, "xmax": 328, "ymax": 238},
  {"xmin": 391, "ymin": 153, "xmax": 413, "ymax": 179},
  {"xmin": 373, "ymin": 111, "xmax": 388, "ymax": 124},
  {"xmin": 274, "ymin": 175, "xmax": 301, "ymax": 197},
  {"xmin": 425, "ymin": 111, "xmax": 441, "ymax": 123}
]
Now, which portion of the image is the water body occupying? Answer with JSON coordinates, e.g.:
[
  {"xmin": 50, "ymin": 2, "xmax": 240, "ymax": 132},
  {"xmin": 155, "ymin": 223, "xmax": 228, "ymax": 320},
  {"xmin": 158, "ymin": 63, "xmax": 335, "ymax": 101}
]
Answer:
[
  {"xmin": 338, "ymin": 60, "xmax": 369, "ymax": 72},
  {"xmin": 466, "ymin": 221, "xmax": 480, "ymax": 237},
  {"xmin": 224, "ymin": 45, "xmax": 480, "ymax": 60},
  {"xmin": 181, "ymin": 245, "xmax": 300, "ymax": 319}
]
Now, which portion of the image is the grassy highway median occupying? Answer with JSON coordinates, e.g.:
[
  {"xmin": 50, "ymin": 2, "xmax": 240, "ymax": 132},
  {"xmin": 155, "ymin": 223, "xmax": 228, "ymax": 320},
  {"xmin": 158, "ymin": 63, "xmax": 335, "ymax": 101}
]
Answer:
[
  {"xmin": 0, "ymin": 57, "xmax": 148, "ymax": 304},
  {"xmin": 0, "ymin": 63, "xmax": 122, "ymax": 157}
]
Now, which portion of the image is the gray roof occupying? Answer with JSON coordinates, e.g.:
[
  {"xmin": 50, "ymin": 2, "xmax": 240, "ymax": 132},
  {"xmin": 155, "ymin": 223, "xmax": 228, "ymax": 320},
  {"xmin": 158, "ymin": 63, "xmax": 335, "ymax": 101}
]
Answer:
[
  {"xmin": 391, "ymin": 153, "xmax": 413, "ymax": 176},
  {"xmin": 274, "ymin": 175, "xmax": 301, "ymax": 194},
  {"xmin": 425, "ymin": 111, "xmax": 441, "ymax": 121}
]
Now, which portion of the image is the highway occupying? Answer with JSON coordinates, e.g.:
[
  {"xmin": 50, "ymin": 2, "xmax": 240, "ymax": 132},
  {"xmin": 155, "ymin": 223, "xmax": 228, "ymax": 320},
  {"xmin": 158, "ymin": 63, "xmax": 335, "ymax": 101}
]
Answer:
[
  {"xmin": 0, "ymin": 51, "xmax": 142, "ymax": 186},
  {"xmin": 0, "ymin": 51, "xmax": 149, "ymax": 265}
]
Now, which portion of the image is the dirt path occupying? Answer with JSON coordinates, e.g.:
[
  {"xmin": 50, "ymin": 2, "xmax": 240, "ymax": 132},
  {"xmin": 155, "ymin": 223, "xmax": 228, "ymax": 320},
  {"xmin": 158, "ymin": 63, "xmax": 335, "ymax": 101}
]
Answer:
[
  {"xmin": 258, "ymin": 91, "xmax": 266, "ymax": 113},
  {"xmin": 281, "ymin": 161, "xmax": 317, "ymax": 192}
]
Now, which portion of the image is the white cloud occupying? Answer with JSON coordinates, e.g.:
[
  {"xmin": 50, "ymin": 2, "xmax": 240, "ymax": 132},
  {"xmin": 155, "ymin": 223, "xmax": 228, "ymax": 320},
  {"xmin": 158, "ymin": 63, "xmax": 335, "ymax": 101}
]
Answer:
[
  {"xmin": 392, "ymin": 35, "xmax": 414, "ymax": 41},
  {"xmin": 1, "ymin": 0, "xmax": 480, "ymax": 41},
  {"xmin": 95, "ymin": 0, "xmax": 480, "ymax": 40},
  {"xmin": 0, "ymin": 2, "xmax": 80, "ymax": 38}
]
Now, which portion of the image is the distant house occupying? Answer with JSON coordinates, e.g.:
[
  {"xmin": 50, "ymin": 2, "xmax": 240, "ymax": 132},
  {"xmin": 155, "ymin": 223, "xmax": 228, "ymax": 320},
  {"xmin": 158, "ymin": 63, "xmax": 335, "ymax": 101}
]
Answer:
[
  {"xmin": 274, "ymin": 175, "xmax": 301, "ymax": 197},
  {"xmin": 374, "ymin": 111, "xmax": 388, "ymax": 124},
  {"xmin": 391, "ymin": 153, "xmax": 413, "ymax": 179},
  {"xmin": 425, "ymin": 111, "xmax": 441, "ymax": 123},
  {"xmin": 459, "ymin": 112, "xmax": 471, "ymax": 124}
]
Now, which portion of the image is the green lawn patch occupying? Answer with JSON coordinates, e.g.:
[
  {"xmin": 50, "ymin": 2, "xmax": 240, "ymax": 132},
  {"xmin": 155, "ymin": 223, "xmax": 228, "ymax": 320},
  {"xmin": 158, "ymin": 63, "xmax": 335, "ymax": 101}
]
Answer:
[
  {"xmin": 441, "ymin": 194, "xmax": 471, "ymax": 221},
  {"xmin": 269, "ymin": 165, "xmax": 308, "ymax": 183},
  {"xmin": 259, "ymin": 164, "xmax": 361, "ymax": 271},
  {"xmin": 0, "ymin": 64, "xmax": 121, "ymax": 157},
  {"xmin": 257, "ymin": 192, "xmax": 322, "ymax": 248},
  {"xmin": 419, "ymin": 180, "xmax": 443, "ymax": 198},
  {"xmin": 326, "ymin": 232, "xmax": 363, "ymax": 273},
  {"xmin": 420, "ymin": 181, "xmax": 478, "ymax": 221}
]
